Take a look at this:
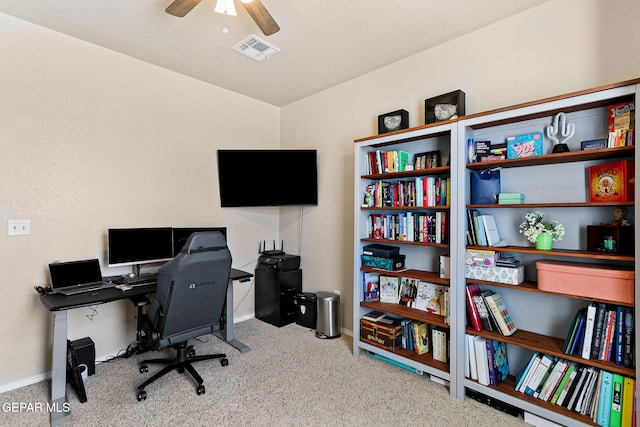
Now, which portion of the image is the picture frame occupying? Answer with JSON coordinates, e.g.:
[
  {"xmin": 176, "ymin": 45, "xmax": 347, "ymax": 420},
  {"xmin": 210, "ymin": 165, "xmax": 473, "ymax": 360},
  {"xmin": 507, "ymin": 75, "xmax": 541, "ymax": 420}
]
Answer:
[
  {"xmin": 378, "ymin": 109, "xmax": 409, "ymax": 134},
  {"xmin": 581, "ymin": 138, "xmax": 607, "ymax": 151},
  {"xmin": 425, "ymin": 90, "xmax": 465, "ymax": 124},
  {"xmin": 413, "ymin": 150, "xmax": 441, "ymax": 170}
]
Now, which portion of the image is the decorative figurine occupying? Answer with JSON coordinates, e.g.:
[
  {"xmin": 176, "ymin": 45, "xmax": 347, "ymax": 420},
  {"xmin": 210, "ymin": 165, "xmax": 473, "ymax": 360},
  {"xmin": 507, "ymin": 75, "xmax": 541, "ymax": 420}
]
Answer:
[{"xmin": 546, "ymin": 112, "xmax": 575, "ymax": 153}]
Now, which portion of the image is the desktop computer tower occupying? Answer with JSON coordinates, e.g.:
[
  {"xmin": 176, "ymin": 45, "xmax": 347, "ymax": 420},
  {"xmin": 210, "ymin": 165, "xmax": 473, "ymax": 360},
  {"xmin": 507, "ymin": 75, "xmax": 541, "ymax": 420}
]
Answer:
[
  {"xmin": 69, "ymin": 337, "xmax": 95, "ymax": 376},
  {"xmin": 255, "ymin": 253, "xmax": 302, "ymax": 327}
]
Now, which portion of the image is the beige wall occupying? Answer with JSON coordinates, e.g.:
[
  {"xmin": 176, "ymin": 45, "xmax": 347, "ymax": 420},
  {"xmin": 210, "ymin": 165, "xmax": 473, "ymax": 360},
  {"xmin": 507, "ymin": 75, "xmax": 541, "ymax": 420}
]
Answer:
[
  {"xmin": 280, "ymin": 0, "xmax": 640, "ymax": 333},
  {"xmin": 0, "ymin": 13, "xmax": 280, "ymax": 387},
  {"xmin": 2, "ymin": 0, "xmax": 639, "ymax": 390}
]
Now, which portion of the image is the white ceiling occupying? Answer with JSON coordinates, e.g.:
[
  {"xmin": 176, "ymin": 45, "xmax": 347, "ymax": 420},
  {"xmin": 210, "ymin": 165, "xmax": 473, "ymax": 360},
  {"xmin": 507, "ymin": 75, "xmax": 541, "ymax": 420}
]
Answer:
[{"xmin": 0, "ymin": 0, "xmax": 551, "ymax": 107}]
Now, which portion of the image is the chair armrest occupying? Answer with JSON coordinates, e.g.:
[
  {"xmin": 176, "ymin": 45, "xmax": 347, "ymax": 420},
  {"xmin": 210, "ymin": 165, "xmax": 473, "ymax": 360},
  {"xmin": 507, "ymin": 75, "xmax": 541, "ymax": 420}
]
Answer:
[{"xmin": 128, "ymin": 294, "xmax": 150, "ymax": 308}]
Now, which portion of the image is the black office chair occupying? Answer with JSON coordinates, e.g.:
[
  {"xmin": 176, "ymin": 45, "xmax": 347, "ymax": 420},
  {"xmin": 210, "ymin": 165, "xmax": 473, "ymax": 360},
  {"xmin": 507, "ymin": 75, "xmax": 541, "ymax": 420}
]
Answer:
[{"xmin": 136, "ymin": 231, "xmax": 232, "ymax": 401}]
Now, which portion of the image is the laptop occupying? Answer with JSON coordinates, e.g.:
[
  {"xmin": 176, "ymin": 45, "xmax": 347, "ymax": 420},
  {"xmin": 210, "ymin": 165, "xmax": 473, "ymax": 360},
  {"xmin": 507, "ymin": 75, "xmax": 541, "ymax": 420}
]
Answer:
[{"xmin": 49, "ymin": 258, "xmax": 114, "ymax": 295}]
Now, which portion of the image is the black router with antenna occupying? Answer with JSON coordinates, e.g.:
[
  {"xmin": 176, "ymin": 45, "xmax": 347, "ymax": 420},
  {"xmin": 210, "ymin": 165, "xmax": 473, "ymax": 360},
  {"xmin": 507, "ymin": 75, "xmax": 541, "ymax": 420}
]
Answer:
[{"xmin": 259, "ymin": 239, "xmax": 285, "ymax": 256}]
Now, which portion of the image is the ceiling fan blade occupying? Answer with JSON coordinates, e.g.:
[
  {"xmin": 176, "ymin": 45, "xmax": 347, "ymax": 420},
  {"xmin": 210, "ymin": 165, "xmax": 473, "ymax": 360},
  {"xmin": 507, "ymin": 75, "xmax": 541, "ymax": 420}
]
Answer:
[
  {"xmin": 165, "ymin": 0, "xmax": 202, "ymax": 17},
  {"xmin": 242, "ymin": 0, "xmax": 280, "ymax": 36}
]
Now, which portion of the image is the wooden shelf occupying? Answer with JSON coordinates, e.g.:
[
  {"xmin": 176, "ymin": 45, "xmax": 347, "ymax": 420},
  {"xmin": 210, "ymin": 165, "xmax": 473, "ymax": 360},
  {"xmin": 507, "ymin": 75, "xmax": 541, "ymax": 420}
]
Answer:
[
  {"xmin": 360, "ymin": 338, "xmax": 450, "ymax": 373},
  {"xmin": 467, "ymin": 328, "xmax": 634, "ymax": 378},
  {"xmin": 363, "ymin": 238, "xmax": 448, "ymax": 249},
  {"xmin": 360, "ymin": 267, "xmax": 449, "ymax": 285},
  {"xmin": 465, "ymin": 245, "xmax": 634, "ymax": 262},
  {"xmin": 362, "ymin": 205, "xmax": 450, "ymax": 211},
  {"xmin": 467, "ymin": 376, "xmax": 598, "ymax": 426},
  {"xmin": 465, "ymin": 278, "xmax": 635, "ymax": 307},
  {"xmin": 362, "ymin": 165, "xmax": 450, "ymax": 179},
  {"xmin": 361, "ymin": 301, "xmax": 449, "ymax": 328},
  {"xmin": 466, "ymin": 146, "xmax": 634, "ymax": 170},
  {"xmin": 468, "ymin": 201, "xmax": 634, "ymax": 209}
]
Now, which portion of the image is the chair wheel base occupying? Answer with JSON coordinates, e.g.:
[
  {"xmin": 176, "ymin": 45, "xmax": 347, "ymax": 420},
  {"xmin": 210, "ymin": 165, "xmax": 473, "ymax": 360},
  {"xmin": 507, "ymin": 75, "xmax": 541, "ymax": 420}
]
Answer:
[
  {"xmin": 137, "ymin": 389, "xmax": 147, "ymax": 401},
  {"xmin": 221, "ymin": 358, "xmax": 229, "ymax": 367}
]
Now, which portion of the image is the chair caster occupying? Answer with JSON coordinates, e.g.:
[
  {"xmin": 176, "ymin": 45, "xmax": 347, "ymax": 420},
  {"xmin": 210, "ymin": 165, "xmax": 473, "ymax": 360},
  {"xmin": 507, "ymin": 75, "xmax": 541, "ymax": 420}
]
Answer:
[
  {"xmin": 137, "ymin": 389, "xmax": 147, "ymax": 401},
  {"xmin": 197, "ymin": 385, "xmax": 205, "ymax": 395},
  {"xmin": 139, "ymin": 364, "xmax": 149, "ymax": 373},
  {"xmin": 188, "ymin": 349, "xmax": 196, "ymax": 357},
  {"xmin": 221, "ymin": 358, "xmax": 229, "ymax": 367}
]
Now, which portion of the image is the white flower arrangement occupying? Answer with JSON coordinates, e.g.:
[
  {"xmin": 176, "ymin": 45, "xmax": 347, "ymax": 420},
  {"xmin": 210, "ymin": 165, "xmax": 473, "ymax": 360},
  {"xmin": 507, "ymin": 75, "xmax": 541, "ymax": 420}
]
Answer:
[{"xmin": 518, "ymin": 211, "xmax": 565, "ymax": 243}]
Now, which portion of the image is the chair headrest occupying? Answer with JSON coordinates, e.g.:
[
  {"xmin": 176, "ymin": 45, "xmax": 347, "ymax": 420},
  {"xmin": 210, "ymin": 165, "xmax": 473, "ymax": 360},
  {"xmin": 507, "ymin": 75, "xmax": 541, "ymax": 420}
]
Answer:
[{"xmin": 181, "ymin": 231, "xmax": 227, "ymax": 254}]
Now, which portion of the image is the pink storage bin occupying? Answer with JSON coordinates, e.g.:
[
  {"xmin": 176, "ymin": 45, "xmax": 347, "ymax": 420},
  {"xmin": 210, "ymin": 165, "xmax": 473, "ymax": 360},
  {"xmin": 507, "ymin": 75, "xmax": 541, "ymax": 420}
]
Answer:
[{"xmin": 536, "ymin": 260, "xmax": 635, "ymax": 304}]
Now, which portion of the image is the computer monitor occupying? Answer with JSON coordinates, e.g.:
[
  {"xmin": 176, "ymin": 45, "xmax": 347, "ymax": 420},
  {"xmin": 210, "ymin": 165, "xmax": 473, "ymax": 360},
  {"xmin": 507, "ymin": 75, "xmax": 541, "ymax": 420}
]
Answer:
[
  {"xmin": 107, "ymin": 227, "xmax": 174, "ymax": 268},
  {"xmin": 172, "ymin": 227, "xmax": 227, "ymax": 256}
]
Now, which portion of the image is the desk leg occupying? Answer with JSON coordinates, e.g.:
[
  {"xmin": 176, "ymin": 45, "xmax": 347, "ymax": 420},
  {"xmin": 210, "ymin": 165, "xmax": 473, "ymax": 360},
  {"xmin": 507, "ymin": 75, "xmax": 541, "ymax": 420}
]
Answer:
[
  {"xmin": 50, "ymin": 311, "xmax": 71, "ymax": 426},
  {"xmin": 213, "ymin": 279, "xmax": 250, "ymax": 353}
]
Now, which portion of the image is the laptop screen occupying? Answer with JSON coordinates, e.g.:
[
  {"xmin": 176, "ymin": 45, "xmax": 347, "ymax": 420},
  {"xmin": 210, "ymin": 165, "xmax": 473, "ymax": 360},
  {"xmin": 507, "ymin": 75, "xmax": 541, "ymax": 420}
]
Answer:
[{"xmin": 49, "ymin": 259, "xmax": 103, "ymax": 290}]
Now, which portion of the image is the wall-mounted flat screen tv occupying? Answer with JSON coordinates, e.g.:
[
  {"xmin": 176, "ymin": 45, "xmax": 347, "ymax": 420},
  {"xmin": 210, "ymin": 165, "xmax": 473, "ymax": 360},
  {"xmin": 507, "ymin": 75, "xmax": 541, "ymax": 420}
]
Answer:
[{"xmin": 217, "ymin": 149, "xmax": 318, "ymax": 207}]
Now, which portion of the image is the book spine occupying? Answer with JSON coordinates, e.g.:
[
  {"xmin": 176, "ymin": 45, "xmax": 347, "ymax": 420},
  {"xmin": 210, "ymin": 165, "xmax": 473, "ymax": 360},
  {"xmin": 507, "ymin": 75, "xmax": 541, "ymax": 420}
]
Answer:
[
  {"xmin": 525, "ymin": 354, "xmax": 553, "ymax": 396},
  {"xmin": 484, "ymin": 293, "xmax": 517, "ymax": 336},
  {"xmin": 581, "ymin": 303, "xmax": 597, "ymax": 359},
  {"xmin": 517, "ymin": 353, "xmax": 541, "ymax": 393},
  {"xmin": 596, "ymin": 370, "xmax": 613, "ymax": 427},
  {"xmin": 465, "ymin": 285, "xmax": 483, "ymax": 332},
  {"xmin": 485, "ymin": 339, "xmax": 498, "ymax": 386},
  {"xmin": 591, "ymin": 303, "xmax": 607, "ymax": 359},
  {"xmin": 615, "ymin": 305, "xmax": 625, "ymax": 366},
  {"xmin": 610, "ymin": 373, "xmax": 624, "ymax": 427}
]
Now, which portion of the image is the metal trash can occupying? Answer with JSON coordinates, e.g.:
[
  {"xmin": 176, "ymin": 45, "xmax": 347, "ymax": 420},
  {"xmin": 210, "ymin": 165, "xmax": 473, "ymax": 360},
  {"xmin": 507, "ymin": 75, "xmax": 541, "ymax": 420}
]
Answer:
[{"xmin": 315, "ymin": 291, "xmax": 340, "ymax": 339}]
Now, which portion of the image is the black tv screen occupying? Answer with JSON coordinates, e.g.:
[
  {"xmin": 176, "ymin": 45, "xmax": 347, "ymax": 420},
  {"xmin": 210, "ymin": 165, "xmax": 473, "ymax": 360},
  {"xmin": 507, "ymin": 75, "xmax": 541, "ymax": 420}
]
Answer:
[{"xmin": 217, "ymin": 149, "xmax": 318, "ymax": 207}]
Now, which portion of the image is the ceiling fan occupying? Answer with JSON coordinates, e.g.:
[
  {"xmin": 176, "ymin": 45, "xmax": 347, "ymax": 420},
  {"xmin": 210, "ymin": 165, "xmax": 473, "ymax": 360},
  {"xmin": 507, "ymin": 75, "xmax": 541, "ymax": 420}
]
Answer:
[{"xmin": 165, "ymin": 0, "xmax": 280, "ymax": 36}]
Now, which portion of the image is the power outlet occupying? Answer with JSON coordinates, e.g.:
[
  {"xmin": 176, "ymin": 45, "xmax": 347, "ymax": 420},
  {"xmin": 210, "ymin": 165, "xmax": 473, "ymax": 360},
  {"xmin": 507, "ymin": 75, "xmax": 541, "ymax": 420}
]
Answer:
[{"xmin": 8, "ymin": 219, "xmax": 31, "ymax": 236}]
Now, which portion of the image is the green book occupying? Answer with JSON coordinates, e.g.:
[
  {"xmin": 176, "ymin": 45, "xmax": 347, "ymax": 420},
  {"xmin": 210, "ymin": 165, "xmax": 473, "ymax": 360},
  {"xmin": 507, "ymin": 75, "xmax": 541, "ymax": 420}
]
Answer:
[
  {"xmin": 609, "ymin": 373, "xmax": 624, "ymax": 427},
  {"xmin": 550, "ymin": 362, "xmax": 576, "ymax": 404},
  {"xmin": 397, "ymin": 150, "xmax": 409, "ymax": 172}
]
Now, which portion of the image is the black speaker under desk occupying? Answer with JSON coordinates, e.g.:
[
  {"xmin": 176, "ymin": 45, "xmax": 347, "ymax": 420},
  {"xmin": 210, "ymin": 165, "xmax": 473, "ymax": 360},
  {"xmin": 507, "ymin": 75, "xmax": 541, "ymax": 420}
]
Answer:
[{"xmin": 255, "ymin": 253, "xmax": 302, "ymax": 327}]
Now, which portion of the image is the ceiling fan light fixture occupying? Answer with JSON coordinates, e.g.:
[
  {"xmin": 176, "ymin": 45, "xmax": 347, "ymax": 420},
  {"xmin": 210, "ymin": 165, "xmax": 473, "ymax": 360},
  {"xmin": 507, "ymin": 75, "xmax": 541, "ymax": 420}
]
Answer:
[{"xmin": 214, "ymin": 0, "xmax": 237, "ymax": 16}]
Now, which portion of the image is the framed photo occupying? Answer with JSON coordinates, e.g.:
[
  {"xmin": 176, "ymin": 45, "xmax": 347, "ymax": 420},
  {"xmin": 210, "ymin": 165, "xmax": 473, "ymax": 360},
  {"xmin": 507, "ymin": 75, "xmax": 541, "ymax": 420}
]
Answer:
[
  {"xmin": 425, "ymin": 90, "xmax": 465, "ymax": 124},
  {"xmin": 413, "ymin": 150, "xmax": 441, "ymax": 170},
  {"xmin": 581, "ymin": 138, "xmax": 607, "ymax": 150},
  {"xmin": 378, "ymin": 109, "xmax": 409, "ymax": 134}
]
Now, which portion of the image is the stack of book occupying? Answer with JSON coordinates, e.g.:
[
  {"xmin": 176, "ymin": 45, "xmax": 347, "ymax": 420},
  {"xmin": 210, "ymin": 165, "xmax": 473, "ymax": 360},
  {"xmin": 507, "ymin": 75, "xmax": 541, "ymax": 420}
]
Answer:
[
  {"xmin": 366, "ymin": 211, "xmax": 448, "ymax": 243},
  {"xmin": 563, "ymin": 303, "xmax": 634, "ymax": 367},
  {"xmin": 401, "ymin": 319, "xmax": 448, "ymax": 362},
  {"xmin": 465, "ymin": 284, "xmax": 517, "ymax": 336},
  {"xmin": 465, "ymin": 334, "xmax": 508, "ymax": 386},
  {"xmin": 362, "ymin": 177, "xmax": 450, "ymax": 208},
  {"xmin": 514, "ymin": 352, "xmax": 636, "ymax": 425}
]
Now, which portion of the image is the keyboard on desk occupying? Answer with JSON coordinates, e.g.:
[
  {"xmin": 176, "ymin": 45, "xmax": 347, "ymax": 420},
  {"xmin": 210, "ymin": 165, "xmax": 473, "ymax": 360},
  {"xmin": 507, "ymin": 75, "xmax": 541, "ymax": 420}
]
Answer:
[
  {"xmin": 124, "ymin": 274, "xmax": 157, "ymax": 286},
  {"xmin": 55, "ymin": 281, "xmax": 114, "ymax": 296}
]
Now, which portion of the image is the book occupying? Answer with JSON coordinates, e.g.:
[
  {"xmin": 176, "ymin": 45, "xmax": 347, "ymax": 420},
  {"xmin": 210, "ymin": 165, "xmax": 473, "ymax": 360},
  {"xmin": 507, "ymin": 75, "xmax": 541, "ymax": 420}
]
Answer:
[
  {"xmin": 574, "ymin": 367, "xmax": 597, "ymax": 414},
  {"xmin": 485, "ymin": 339, "xmax": 498, "ymax": 386},
  {"xmin": 569, "ymin": 308, "xmax": 587, "ymax": 356},
  {"xmin": 533, "ymin": 356, "xmax": 557, "ymax": 398},
  {"xmin": 466, "ymin": 334, "xmax": 478, "ymax": 380},
  {"xmin": 550, "ymin": 361, "xmax": 576, "ymax": 405},
  {"xmin": 398, "ymin": 277, "xmax": 417, "ymax": 307},
  {"xmin": 414, "ymin": 281, "xmax": 447, "ymax": 315},
  {"xmin": 413, "ymin": 322, "xmax": 429, "ymax": 355},
  {"xmin": 563, "ymin": 308, "xmax": 582, "ymax": 354},
  {"xmin": 556, "ymin": 365, "xmax": 581, "ymax": 407},
  {"xmin": 621, "ymin": 376, "xmax": 635, "ymax": 427},
  {"xmin": 581, "ymin": 303, "xmax": 597, "ymax": 359},
  {"xmin": 473, "ymin": 336, "xmax": 490, "ymax": 386},
  {"xmin": 610, "ymin": 373, "xmax": 624, "ymax": 427},
  {"xmin": 472, "ymin": 293, "xmax": 494, "ymax": 332},
  {"xmin": 587, "ymin": 159, "xmax": 635, "ymax": 203},
  {"xmin": 479, "ymin": 214, "xmax": 501, "ymax": 246},
  {"xmin": 591, "ymin": 302, "xmax": 608, "ymax": 360},
  {"xmin": 615, "ymin": 305, "xmax": 626, "ymax": 366},
  {"xmin": 363, "ymin": 272, "xmax": 380, "ymax": 302},
  {"xmin": 623, "ymin": 307, "xmax": 634, "ymax": 368},
  {"xmin": 465, "ymin": 284, "xmax": 483, "ymax": 332},
  {"xmin": 379, "ymin": 275, "xmax": 399, "ymax": 303},
  {"xmin": 525, "ymin": 354, "xmax": 554, "ymax": 396},
  {"xmin": 489, "ymin": 339, "xmax": 508, "ymax": 386},
  {"xmin": 516, "ymin": 352, "xmax": 540, "ymax": 393},
  {"xmin": 539, "ymin": 358, "xmax": 568, "ymax": 401},
  {"xmin": 596, "ymin": 370, "xmax": 614, "ymax": 427},
  {"xmin": 566, "ymin": 365, "xmax": 590, "ymax": 411},
  {"xmin": 482, "ymin": 291, "xmax": 517, "ymax": 336},
  {"xmin": 600, "ymin": 308, "xmax": 617, "ymax": 361},
  {"xmin": 362, "ymin": 310, "xmax": 385, "ymax": 322},
  {"xmin": 432, "ymin": 327, "xmax": 448, "ymax": 363}
]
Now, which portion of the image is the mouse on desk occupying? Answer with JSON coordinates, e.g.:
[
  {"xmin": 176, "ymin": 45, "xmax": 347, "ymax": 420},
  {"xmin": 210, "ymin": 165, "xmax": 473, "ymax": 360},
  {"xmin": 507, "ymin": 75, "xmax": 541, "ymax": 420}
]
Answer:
[{"xmin": 115, "ymin": 284, "xmax": 132, "ymax": 291}]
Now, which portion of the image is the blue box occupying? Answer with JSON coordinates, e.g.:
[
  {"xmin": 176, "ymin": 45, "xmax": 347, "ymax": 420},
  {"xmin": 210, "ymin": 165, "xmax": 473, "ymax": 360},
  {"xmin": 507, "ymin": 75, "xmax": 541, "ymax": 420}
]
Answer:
[{"xmin": 506, "ymin": 132, "xmax": 543, "ymax": 159}]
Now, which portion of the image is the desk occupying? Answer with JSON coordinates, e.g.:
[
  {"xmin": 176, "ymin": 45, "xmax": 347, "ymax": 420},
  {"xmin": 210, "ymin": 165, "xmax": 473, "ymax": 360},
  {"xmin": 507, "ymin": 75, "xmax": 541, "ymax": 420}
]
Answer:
[{"xmin": 40, "ymin": 268, "xmax": 252, "ymax": 427}]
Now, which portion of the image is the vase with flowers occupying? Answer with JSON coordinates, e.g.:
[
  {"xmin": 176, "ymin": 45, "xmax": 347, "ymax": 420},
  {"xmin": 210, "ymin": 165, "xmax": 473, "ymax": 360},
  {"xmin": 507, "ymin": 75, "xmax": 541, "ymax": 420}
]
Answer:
[{"xmin": 518, "ymin": 211, "xmax": 565, "ymax": 250}]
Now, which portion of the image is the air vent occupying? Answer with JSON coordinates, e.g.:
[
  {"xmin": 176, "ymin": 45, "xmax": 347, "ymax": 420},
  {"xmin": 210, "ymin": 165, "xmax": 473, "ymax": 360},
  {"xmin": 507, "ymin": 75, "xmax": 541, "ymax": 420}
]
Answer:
[{"xmin": 232, "ymin": 34, "xmax": 280, "ymax": 62}]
